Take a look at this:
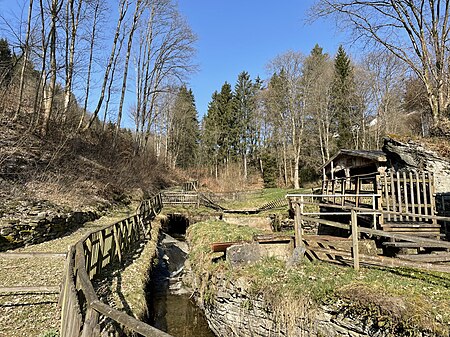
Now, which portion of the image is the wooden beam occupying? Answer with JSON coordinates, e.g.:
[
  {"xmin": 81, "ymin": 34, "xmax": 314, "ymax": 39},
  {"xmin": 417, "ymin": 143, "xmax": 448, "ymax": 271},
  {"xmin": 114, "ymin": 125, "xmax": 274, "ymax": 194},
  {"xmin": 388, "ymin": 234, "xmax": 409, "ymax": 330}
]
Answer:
[
  {"xmin": 0, "ymin": 286, "xmax": 60, "ymax": 294},
  {"xmin": 298, "ymin": 214, "xmax": 450, "ymax": 249},
  {"xmin": 397, "ymin": 254, "xmax": 450, "ymax": 263},
  {"xmin": 351, "ymin": 210, "xmax": 360, "ymax": 271},
  {"xmin": 307, "ymin": 247, "xmax": 450, "ymax": 273},
  {"xmin": 91, "ymin": 300, "xmax": 173, "ymax": 337},
  {"xmin": 0, "ymin": 252, "xmax": 66, "ymax": 259}
]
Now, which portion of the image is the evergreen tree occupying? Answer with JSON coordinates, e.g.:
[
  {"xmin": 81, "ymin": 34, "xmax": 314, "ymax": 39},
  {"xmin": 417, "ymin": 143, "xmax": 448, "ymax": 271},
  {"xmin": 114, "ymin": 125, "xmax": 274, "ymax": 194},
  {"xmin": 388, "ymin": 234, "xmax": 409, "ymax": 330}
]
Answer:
[
  {"xmin": 201, "ymin": 91, "xmax": 221, "ymax": 175},
  {"xmin": 233, "ymin": 71, "xmax": 255, "ymax": 179},
  {"xmin": 215, "ymin": 82, "xmax": 235, "ymax": 165},
  {"xmin": 331, "ymin": 45, "xmax": 359, "ymax": 149},
  {"xmin": 0, "ymin": 38, "xmax": 13, "ymax": 86},
  {"xmin": 169, "ymin": 86, "xmax": 199, "ymax": 168}
]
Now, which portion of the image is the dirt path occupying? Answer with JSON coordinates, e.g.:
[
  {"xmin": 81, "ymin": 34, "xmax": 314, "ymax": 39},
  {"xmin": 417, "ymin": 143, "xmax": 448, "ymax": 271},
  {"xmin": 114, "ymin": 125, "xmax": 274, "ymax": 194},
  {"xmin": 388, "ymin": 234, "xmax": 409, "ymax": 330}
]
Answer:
[{"xmin": 0, "ymin": 205, "xmax": 136, "ymax": 337}]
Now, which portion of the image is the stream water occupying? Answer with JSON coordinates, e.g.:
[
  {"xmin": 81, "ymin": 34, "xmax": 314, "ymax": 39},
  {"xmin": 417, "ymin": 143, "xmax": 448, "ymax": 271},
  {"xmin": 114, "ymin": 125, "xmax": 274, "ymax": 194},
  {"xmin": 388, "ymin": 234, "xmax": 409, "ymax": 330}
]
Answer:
[{"xmin": 146, "ymin": 234, "xmax": 216, "ymax": 337}]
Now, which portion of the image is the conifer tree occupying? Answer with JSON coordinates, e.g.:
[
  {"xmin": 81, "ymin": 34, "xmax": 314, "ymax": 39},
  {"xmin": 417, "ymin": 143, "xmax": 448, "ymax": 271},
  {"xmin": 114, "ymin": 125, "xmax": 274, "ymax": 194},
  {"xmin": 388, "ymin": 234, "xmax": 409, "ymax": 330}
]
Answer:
[
  {"xmin": 215, "ymin": 82, "xmax": 235, "ymax": 166},
  {"xmin": 233, "ymin": 71, "xmax": 255, "ymax": 179},
  {"xmin": 169, "ymin": 86, "xmax": 199, "ymax": 169},
  {"xmin": 201, "ymin": 91, "xmax": 221, "ymax": 177},
  {"xmin": 332, "ymin": 45, "xmax": 359, "ymax": 149},
  {"xmin": 0, "ymin": 38, "xmax": 13, "ymax": 86}
]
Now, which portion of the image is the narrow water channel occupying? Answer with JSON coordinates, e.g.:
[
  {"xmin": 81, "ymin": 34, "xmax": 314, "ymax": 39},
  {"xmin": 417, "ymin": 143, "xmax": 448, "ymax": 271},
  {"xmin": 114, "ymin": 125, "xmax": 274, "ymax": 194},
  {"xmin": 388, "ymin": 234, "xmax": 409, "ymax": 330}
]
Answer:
[{"xmin": 146, "ymin": 233, "xmax": 216, "ymax": 337}]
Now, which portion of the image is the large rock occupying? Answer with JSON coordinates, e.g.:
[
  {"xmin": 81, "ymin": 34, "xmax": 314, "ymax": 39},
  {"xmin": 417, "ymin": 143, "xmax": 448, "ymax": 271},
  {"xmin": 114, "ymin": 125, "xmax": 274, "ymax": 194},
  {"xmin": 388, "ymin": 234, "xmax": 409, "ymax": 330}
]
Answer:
[{"xmin": 383, "ymin": 137, "xmax": 450, "ymax": 193}]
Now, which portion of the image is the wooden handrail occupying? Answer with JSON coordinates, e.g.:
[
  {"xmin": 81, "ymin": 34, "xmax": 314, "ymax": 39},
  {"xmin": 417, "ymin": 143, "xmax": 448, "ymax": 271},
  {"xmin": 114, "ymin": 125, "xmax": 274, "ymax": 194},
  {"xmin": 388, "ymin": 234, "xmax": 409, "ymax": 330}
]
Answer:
[
  {"xmin": 287, "ymin": 193, "xmax": 450, "ymax": 273},
  {"xmin": 60, "ymin": 192, "xmax": 171, "ymax": 337}
]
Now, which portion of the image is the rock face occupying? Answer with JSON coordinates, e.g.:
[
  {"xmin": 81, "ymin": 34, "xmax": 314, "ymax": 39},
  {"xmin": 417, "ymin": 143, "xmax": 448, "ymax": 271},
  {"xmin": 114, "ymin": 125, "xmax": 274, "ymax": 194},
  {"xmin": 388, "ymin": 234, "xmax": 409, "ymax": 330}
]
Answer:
[
  {"xmin": 0, "ymin": 199, "xmax": 100, "ymax": 251},
  {"xmin": 195, "ymin": 275, "xmax": 438, "ymax": 337},
  {"xmin": 383, "ymin": 137, "xmax": 450, "ymax": 193}
]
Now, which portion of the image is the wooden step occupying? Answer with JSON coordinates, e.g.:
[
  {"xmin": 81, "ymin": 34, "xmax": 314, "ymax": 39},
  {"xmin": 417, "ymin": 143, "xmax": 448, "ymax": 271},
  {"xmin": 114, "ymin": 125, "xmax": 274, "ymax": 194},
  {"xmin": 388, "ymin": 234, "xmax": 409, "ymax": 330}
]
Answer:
[
  {"xmin": 382, "ymin": 233, "xmax": 441, "ymax": 239},
  {"xmin": 382, "ymin": 222, "xmax": 440, "ymax": 229},
  {"xmin": 397, "ymin": 253, "xmax": 450, "ymax": 263},
  {"xmin": 382, "ymin": 241, "xmax": 449, "ymax": 248}
]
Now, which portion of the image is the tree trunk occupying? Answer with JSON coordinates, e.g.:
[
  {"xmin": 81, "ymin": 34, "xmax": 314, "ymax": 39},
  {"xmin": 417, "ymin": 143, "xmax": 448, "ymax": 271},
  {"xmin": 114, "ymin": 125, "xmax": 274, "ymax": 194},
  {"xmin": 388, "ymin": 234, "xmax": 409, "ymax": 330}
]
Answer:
[
  {"xmin": 115, "ymin": 0, "xmax": 143, "ymax": 143},
  {"xmin": 15, "ymin": 0, "xmax": 34, "ymax": 120},
  {"xmin": 85, "ymin": 0, "xmax": 128, "ymax": 130},
  {"xmin": 42, "ymin": 0, "xmax": 60, "ymax": 136},
  {"xmin": 63, "ymin": 0, "xmax": 82, "ymax": 125},
  {"xmin": 79, "ymin": 0, "xmax": 100, "ymax": 130}
]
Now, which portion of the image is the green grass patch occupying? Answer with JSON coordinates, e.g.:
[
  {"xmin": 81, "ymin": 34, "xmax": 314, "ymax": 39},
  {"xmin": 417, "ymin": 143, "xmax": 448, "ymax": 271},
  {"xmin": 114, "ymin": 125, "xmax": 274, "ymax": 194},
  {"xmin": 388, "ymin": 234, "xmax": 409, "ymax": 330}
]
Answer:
[
  {"xmin": 187, "ymin": 220, "xmax": 450, "ymax": 336},
  {"xmin": 219, "ymin": 188, "xmax": 310, "ymax": 210}
]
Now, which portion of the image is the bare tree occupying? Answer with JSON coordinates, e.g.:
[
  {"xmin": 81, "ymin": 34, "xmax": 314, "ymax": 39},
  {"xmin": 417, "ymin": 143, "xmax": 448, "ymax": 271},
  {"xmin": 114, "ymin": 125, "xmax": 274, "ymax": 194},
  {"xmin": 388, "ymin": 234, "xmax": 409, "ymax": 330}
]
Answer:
[
  {"xmin": 361, "ymin": 50, "xmax": 407, "ymax": 147},
  {"xmin": 79, "ymin": 0, "xmax": 103, "ymax": 129},
  {"xmin": 15, "ymin": 0, "xmax": 34, "ymax": 120},
  {"xmin": 133, "ymin": 0, "xmax": 196, "ymax": 154},
  {"xmin": 312, "ymin": 0, "xmax": 450, "ymax": 131},
  {"xmin": 62, "ymin": 0, "xmax": 83, "ymax": 124},
  {"xmin": 85, "ymin": 0, "xmax": 128, "ymax": 130},
  {"xmin": 115, "ymin": 0, "xmax": 144, "ymax": 142},
  {"xmin": 267, "ymin": 51, "xmax": 306, "ymax": 189},
  {"xmin": 41, "ymin": 0, "xmax": 63, "ymax": 135}
]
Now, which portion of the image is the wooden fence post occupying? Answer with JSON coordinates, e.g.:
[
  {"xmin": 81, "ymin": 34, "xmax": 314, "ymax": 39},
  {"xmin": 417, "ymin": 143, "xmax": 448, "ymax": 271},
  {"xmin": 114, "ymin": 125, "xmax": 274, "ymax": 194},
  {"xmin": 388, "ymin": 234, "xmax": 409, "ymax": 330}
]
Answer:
[
  {"xmin": 351, "ymin": 209, "xmax": 360, "ymax": 271},
  {"xmin": 294, "ymin": 197, "xmax": 303, "ymax": 248}
]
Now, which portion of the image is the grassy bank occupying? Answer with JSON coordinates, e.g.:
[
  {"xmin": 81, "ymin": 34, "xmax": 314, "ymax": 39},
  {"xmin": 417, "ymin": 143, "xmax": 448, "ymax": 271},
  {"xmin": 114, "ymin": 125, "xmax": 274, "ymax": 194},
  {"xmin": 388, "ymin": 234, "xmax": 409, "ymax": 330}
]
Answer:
[{"xmin": 186, "ymin": 219, "xmax": 450, "ymax": 336}]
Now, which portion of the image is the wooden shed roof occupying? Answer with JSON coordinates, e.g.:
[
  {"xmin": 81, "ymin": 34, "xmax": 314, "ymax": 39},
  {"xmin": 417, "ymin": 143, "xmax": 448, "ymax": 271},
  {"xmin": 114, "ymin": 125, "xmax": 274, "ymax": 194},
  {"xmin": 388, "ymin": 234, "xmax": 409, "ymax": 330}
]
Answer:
[{"xmin": 322, "ymin": 149, "xmax": 387, "ymax": 170}]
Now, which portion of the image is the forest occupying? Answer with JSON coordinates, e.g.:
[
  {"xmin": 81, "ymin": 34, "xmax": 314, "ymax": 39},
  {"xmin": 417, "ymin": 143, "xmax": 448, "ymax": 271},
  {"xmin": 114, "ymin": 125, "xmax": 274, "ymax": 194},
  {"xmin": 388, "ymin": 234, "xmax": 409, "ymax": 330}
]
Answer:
[{"xmin": 1, "ymin": 0, "xmax": 449, "ymax": 191}]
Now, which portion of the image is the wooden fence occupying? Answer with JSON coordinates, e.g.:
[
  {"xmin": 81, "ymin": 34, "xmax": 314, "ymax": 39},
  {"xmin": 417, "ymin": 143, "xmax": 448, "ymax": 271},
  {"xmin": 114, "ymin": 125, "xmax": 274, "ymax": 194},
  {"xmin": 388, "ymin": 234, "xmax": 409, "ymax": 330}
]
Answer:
[
  {"xmin": 162, "ymin": 191, "xmax": 200, "ymax": 207},
  {"xmin": 182, "ymin": 180, "xmax": 199, "ymax": 192},
  {"xmin": 287, "ymin": 194, "xmax": 450, "ymax": 273},
  {"xmin": 59, "ymin": 193, "xmax": 172, "ymax": 337},
  {"xmin": 321, "ymin": 170, "xmax": 436, "ymax": 227}
]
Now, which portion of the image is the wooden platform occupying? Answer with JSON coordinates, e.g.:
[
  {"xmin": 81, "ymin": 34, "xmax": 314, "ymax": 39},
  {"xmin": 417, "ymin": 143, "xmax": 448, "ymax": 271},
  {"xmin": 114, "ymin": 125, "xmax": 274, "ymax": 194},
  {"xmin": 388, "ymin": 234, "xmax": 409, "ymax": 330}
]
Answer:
[{"xmin": 381, "ymin": 221, "xmax": 441, "ymax": 239}]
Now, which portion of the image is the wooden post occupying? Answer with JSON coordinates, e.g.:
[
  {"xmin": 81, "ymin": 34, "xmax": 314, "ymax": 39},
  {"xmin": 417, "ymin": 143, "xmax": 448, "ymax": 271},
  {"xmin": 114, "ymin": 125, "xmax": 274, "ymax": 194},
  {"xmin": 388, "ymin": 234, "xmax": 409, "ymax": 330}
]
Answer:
[
  {"xmin": 351, "ymin": 209, "xmax": 360, "ymax": 271},
  {"xmin": 409, "ymin": 171, "xmax": 416, "ymax": 221},
  {"xmin": 396, "ymin": 171, "xmax": 403, "ymax": 221},
  {"xmin": 430, "ymin": 172, "xmax": 436, "ymax": 225},
  {"xmin": 384, "ymin": 173, "xmax": 390, "ymax": 222},
  {"xmin": 403, "ymin": 171, "xmax": 409, "ymax": 221},
  {"xmin": 294, "ymin": 198, "xmax": 303, "ymax": 248},
  {"xmin": 355, "ymin": 177, "xmax": 360, "ymax": 207},
  {"xmin": 416, "ymin": 171, "xmax": 422, "ymax": 221}
]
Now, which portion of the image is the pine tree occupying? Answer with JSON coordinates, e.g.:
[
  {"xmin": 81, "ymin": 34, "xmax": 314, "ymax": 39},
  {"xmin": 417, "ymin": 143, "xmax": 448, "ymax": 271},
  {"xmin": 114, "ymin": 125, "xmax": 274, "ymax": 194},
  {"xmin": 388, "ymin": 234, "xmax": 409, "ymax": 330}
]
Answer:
[
  {"xmin": 0, "ymin": 38, "xmax": 13, "ymax": 86},
  {"xmin": 201, "ymin": 91, "xmax": 221, "ymax": 175},
  {"xmin": 233, "ymin": 71, "xmax": 255, "ymax": 179},
  {"xmin": 216, "ymin": 82, "xmax": 235, "ymax": 165},
  {"xmin": 170, "ymin": 86, "xmax": 199, "ymax": 169},
  {"xmin": 332, "ymin": 45, "xmax": 358, "ymax": 149}
]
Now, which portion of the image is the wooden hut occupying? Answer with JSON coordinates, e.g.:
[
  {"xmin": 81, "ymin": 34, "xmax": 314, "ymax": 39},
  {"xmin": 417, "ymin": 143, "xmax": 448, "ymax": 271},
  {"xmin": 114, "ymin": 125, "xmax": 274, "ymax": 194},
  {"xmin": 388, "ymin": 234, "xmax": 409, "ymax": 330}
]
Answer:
[{"xmin": 321, "ymin": 149, "xmax": 440, "ymax": 241}]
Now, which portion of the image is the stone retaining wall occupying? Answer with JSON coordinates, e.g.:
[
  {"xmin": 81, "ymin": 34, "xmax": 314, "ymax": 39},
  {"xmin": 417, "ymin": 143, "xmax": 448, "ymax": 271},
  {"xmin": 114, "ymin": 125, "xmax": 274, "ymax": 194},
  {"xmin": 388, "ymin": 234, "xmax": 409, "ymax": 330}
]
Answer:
[
  {"xmin": 191, "ymin": 274, "xmax": 438, "ymax": 337},
  {"xmin": 0, "ymin": 200, "xmax": 100, "ymax": 251}
]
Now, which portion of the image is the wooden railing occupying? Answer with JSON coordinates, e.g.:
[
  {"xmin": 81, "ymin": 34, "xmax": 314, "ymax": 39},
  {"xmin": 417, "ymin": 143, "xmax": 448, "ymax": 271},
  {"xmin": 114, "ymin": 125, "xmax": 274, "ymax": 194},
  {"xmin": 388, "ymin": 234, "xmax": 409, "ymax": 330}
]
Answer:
[
  {"xmin": 287, "ymin": 194, "xmax": 450, "ymax": 273},
  {"xmin": 162, "ymin": 191, "xmax": 200, "ymax": 207},
  {"xmin": 59, "ymin": 193, "xmax": 172, "ymax": 337},
  {"xmin": 182, "ymin": 180, "xmax": 199, "ymax": 192},
  {"xmin": 321, "ymin": 170, "xmax": 436, "ymax": 226}
]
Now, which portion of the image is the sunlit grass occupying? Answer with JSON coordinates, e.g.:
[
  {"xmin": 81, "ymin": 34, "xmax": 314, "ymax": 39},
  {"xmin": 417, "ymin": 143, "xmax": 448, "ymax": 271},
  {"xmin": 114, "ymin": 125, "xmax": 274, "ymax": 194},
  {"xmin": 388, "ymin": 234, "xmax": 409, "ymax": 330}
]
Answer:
[
  {"xmin": 219, "ymin": 187, "xmax": 310, "ymax": 210},
  {"xmin": 187, "ymin": 219, "xmax": 450, "ymax": 336}
]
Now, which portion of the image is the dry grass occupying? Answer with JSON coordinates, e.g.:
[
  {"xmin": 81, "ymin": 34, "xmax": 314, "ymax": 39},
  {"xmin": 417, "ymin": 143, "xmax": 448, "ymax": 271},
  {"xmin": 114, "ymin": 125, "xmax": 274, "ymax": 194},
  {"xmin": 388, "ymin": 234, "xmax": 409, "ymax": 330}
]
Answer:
[
  {"xmin": 94, "ymin": 215, "xmax": 163, "ymax": 322},
  {"xmin": 197, "ymin": 163, "xmax": 264, "ymax": 193},
  {"xmin": 0, "ymin": 203, "xmax": 137, "ymax": 337}
]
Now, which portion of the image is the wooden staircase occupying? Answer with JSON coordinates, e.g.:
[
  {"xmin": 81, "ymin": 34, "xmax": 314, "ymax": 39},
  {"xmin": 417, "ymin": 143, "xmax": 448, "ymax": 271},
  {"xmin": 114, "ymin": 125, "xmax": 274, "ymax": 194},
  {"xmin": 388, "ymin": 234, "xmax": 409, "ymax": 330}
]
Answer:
[{"xmin": 381, "ymin": 221, "xmax": 441, "ymax": 239}]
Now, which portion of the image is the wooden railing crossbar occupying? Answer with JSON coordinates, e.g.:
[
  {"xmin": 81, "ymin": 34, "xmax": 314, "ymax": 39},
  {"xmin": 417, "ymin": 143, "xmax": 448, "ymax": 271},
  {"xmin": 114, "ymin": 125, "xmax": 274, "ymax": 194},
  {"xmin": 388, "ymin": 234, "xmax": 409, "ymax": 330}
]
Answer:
[
  {"xmin": 288, "ymin": 193, "xmax": 450, "ymax": 273},
  {"xmin": 59, "ymin": 193, "xmax": 172, "ymax": 337}
]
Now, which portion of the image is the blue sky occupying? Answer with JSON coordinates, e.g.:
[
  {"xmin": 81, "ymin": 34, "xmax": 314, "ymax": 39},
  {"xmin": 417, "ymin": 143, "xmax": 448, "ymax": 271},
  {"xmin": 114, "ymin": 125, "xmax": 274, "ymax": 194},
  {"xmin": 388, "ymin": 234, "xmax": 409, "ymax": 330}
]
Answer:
[
  {"xmin": 177, "ymin": 0, "xmax": 345, "ymax": 118},
  {"xmin": 0, "ymin": 0, "xmax": 346, "ymax": 123}
]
